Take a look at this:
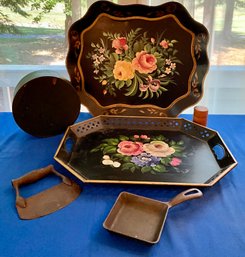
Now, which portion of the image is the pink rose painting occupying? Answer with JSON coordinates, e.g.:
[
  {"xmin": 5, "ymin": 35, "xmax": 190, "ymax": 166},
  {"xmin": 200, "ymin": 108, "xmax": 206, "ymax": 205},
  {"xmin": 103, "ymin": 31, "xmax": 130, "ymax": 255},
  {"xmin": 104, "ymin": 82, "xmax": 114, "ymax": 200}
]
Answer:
[
  {"xmin": 112, "ymin": 37, "xmax": 129, "ymax": 54},
  {"xmin": 160, "ymin": 39, "xmax": 169, "ymax": 49},
  {"xmin": 117, "ymin": 141, "xmax": 143, "ymax": 156},
  {"xmin": 170, "ymin": 157, "xmax": 182, "ymax": 166},
  {"xmin": 86, "ymin": 28, "xmax": 181, "ymax": 99},
  {"xmin": 132, "ymin": 51, "xmax": 157, "ymax": 74}
]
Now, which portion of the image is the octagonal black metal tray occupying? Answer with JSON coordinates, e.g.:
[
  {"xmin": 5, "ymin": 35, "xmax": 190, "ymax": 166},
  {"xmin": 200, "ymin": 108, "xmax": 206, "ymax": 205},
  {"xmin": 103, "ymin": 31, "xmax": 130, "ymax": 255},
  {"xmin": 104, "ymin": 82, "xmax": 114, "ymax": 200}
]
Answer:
[
  {"xmin": 54, "ymin": 116, "xmax": 237, "ymax": 187},
  {"xmin": 66, "ymin": 1, "xmax": 209, "ymax": 117}
]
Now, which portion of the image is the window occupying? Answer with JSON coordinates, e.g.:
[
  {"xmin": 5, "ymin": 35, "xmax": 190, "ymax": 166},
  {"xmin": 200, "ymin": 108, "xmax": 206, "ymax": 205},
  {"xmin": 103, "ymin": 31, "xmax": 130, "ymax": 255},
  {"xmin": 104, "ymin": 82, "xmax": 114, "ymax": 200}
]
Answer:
[{"xmin": 0, "ymin": 0, "xmax": 244, "ymax": 113}]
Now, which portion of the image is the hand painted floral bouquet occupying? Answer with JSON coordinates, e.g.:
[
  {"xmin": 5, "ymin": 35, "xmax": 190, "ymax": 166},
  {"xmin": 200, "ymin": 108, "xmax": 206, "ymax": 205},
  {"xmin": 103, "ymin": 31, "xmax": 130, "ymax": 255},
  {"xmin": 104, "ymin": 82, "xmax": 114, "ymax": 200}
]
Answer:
[
  {"xmin": 90, "ymin": 133, "xmax": 189, "ymax": 174},
  {"xmin": 86, "ymin": 28, "xmax": 182, "ymax": 99}
]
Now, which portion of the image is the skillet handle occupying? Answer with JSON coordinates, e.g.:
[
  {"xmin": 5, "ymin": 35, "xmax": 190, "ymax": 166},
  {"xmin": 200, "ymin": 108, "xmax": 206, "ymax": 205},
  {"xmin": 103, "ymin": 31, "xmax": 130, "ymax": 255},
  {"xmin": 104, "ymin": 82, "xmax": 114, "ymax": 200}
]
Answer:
[
  {"xmin": 167, "ymin": 188, "xmax": 203, "ymax": 208},
  {"xmin": 12, "ymin": 165, "xmax": 71, "ymax": 208}
]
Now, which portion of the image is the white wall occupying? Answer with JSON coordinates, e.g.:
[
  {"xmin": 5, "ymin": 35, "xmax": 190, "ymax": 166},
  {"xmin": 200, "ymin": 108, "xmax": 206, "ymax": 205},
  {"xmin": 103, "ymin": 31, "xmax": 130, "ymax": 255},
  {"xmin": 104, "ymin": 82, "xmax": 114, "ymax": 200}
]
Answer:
[{"xmin": 1, "ymin": 65, "xmax": 244, "ymax": 113}]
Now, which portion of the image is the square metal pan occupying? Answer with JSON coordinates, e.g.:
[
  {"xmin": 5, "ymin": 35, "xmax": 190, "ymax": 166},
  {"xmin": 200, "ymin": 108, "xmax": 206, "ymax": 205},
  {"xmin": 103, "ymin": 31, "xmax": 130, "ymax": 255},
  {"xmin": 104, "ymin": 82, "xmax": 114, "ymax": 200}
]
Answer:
[{"xmin": 103, "ymin": 188, "xmax": 202, "ymax": 243}]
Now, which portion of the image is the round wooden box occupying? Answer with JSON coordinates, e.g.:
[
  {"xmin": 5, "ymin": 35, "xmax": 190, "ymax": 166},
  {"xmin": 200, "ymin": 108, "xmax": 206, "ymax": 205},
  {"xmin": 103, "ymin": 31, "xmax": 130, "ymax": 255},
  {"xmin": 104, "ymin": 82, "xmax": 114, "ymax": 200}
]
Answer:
[{"xmin": 12, "ymin": 70, "xmax": 80, "ymax": 137}]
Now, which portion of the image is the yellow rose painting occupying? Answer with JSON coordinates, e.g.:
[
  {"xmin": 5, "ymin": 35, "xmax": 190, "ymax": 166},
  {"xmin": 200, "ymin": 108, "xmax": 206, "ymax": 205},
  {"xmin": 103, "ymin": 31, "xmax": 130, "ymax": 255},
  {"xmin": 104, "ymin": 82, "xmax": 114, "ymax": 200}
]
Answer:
[{"xmin": 113, "ymin": 61, "xmax": 135, "ymax": 81}]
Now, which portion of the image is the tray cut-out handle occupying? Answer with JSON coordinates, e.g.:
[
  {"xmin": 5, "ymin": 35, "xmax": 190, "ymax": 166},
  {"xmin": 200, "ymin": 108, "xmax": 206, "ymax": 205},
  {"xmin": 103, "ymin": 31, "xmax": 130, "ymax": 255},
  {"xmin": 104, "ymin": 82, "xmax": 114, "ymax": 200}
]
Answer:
[
  {"xmin": 212, "ymin": 144, "xmax": 226, "ymax": 160},
  {"xmin": 64, "ymin": 137, "xmax": 75, "ymax": 154}
]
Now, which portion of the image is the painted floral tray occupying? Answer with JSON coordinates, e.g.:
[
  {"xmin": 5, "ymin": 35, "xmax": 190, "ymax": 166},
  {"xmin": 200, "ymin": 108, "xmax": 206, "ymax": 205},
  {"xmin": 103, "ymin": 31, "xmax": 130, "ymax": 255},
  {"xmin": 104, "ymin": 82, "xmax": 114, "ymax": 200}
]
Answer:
[
  {"xmin": 54, "ymin": 116, "xmax": 237, "ymax": 187},
  {"xmin": 66, "ymin": 1, "xmax": 209, "ymax": 117}
]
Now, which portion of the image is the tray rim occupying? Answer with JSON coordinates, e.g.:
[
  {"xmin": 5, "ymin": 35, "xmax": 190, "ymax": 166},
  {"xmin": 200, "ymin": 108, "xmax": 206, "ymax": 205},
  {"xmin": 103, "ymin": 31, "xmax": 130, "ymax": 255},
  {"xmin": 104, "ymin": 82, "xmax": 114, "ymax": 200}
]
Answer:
[{"xmin": 54, "ymin": 115, "xmax": 237, "ymax": 187}]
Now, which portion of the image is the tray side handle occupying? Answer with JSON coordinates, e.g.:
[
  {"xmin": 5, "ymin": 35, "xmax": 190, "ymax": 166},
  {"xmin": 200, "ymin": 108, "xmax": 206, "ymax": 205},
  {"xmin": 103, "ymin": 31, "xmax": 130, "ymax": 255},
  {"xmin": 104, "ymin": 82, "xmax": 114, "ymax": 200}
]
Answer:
[{"xmin": 208, "ymin": 134, "xmax": 237, "ymax": 168}]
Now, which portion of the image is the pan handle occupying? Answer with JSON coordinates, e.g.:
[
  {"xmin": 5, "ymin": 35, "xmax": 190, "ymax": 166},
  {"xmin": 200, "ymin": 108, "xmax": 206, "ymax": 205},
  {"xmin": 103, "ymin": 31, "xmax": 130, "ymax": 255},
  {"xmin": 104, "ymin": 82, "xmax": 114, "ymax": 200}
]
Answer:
[
  {"xmin": 12, "ymin": 165, "xmax": 72, "ymax": 208},
  {"xmin": 167, "ymin": 188, "xmax": 203, "ymax": 208}
]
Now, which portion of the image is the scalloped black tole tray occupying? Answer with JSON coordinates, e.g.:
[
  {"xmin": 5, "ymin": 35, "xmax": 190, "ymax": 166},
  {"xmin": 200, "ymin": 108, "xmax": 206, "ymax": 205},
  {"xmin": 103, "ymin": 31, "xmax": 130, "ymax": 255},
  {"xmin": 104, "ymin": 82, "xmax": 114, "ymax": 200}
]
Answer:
[
  {"xmin": 54, "ymin": 116, "xmax": 237, "ymax": 187},
  {"xmin": 66, "ymin": 1, "xmax": 209, "ymax": 117}
]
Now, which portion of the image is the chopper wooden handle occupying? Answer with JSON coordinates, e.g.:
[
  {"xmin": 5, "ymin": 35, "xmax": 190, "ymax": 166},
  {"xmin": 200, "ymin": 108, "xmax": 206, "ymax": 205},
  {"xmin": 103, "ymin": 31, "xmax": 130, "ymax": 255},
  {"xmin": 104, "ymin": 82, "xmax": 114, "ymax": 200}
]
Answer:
[
  {"xmin": 167, "ymin": 188, "xmax": 203, "ymax": 208},
  {"xmin": 12, "ymin": 165, "xmax": 54, "ymax": 187},
  {"xmin": 12, "ymin": 165, "xmax": 71, "ymax": 208}
]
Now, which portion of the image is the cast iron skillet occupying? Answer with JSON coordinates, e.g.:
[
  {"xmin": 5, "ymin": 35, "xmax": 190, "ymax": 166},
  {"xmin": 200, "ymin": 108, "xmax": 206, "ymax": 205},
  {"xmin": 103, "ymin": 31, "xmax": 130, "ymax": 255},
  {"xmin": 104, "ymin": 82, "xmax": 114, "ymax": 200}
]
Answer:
[{"xmin": 103, "ymin": 188, "xmax": 203, "ymax": 244}]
